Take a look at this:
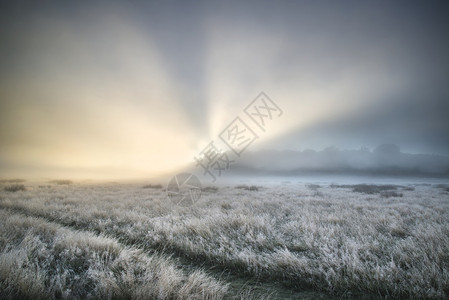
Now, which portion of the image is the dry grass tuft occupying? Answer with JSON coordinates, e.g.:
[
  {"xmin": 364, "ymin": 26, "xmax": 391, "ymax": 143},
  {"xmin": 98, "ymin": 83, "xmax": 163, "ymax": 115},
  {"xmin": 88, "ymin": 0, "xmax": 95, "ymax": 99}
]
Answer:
[
  {"xmin": 380, "ymin": 190, "xmax": 403, "ymax": 198},
  {"xmin": 4, "ymin": 184, "xmax": 26, "ymax": 192},
  {"xmin": 142, "ymin": 184, "xmax": 163, "ymax": 189},
  {"xmin": 235, "ymin": 184, "xmax": 260, "ymax": 191},
  {"xmin": 203, "ymin": 186, "xmax": 219, "ymax": 193},
  {"xmin": 50, "ymin": 180, "xmax": 73, "ymax": 185}
]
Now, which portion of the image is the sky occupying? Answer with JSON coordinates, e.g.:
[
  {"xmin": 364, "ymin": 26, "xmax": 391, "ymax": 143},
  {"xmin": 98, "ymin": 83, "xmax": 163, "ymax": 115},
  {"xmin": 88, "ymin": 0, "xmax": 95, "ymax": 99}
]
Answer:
[{"xmin": 0, "ymin": 0, "xmax": 448, "ymax": 179}]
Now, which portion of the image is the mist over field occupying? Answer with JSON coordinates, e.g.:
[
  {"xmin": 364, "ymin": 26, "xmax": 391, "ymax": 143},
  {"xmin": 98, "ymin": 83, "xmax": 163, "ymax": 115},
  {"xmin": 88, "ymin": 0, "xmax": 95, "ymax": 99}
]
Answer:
[
  {"xmin": 187, "ymin": 144, "xmax": 449, "ymax": 179},
  {"xmin": 1, "ymin": 0, "xmax": 449, "ymax": 180}
]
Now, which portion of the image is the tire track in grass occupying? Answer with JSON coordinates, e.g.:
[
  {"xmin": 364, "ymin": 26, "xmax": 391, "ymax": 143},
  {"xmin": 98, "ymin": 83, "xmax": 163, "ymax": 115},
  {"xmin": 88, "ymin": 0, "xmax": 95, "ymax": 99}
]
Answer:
[
  {"xmin": 0, "ymin": 204, "xmax": 334, "ymax": 300},
  {"xmin": 0, "ymin": 208, "xmax": 229, "ymax": 300}
]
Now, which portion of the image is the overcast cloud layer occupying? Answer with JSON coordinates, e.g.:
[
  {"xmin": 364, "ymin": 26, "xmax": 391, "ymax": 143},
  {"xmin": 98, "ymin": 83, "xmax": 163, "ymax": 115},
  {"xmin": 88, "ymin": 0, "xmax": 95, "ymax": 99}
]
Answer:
[{"xmin": 1, "ymin": 0, "xmax": 448, "ymax": 178}]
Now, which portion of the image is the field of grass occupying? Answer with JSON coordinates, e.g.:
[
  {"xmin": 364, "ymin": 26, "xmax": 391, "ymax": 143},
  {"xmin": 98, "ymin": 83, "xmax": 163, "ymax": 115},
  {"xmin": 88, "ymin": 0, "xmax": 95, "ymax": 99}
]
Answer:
[{"xmin": 0, "ymin": 179, "xmax": 448, "ymax": 299}]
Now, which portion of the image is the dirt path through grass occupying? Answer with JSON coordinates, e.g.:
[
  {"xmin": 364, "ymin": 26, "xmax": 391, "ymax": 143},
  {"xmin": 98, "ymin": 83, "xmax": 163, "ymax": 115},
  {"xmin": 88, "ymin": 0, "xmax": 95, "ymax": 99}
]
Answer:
[{"xmin": 0, "ymin": 206, "xmax": 336, "ymax": 299}]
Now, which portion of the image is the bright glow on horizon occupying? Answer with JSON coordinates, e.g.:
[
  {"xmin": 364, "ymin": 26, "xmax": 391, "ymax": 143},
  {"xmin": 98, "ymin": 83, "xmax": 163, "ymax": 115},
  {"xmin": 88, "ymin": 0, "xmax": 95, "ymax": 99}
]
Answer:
[{"xmin": 1, "ymin": 1, "xmax": 448, "ymax": 179}]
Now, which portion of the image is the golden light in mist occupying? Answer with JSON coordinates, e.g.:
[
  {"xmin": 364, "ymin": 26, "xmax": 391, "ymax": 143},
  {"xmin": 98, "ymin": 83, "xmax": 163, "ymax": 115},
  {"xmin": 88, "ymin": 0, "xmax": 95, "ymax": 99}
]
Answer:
[
  {"xmin": 0, "ymin": 12, "xmax": 407, "ymax": 180},
  {"xmin": 2, "ymin": 2, "xmax": 447, "ymax": 179},
  {"xmin": 0, "ymin": 12, "xmax": 199, "ymax": 179}
]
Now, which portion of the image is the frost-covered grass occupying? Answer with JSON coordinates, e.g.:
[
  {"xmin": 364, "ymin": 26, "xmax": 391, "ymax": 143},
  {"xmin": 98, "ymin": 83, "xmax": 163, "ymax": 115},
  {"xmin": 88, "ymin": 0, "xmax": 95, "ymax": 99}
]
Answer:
[
  {"xmin": 0, "ymin": 180, "xmax": 448, "ymax": 299},
  {"xmin": 0, "ymin": 210, "xmax": 228, "ymax": 299},
  {"xmin": 3, "ymin": 183, "xmax": 26, "ymax": 192}
]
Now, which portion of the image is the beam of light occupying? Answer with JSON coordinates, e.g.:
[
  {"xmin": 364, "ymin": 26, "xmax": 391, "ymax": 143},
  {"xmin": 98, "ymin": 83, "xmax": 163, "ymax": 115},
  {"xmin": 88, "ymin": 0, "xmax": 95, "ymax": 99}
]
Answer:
[
  {"xmin": 202, "ymin": 17, "xmax": 408, "ymax": 152},
  {"xmin": 0, "ymin": 9, "xmax": 199, "ymax": 179},
  {"xmin": 2, "ymin": 1, "xmax": 447, "ymax": 180}
]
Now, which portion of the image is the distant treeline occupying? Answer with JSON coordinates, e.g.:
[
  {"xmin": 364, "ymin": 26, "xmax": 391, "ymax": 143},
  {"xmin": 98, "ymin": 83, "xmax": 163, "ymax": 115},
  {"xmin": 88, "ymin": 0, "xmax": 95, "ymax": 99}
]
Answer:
[{"xmin": 230, "ymin": 144, "xmax": 449, "ymax": 177}]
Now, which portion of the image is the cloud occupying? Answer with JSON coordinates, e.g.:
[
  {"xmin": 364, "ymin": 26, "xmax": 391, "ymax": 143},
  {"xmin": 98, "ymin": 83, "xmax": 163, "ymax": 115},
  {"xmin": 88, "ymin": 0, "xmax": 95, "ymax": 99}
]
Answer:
[
  {"xmin": 1, "ymin": 0, "xmax": 448, "ymax": 178},
  {"xmin": 0, "ymin": 5, "xmax": 199, "ymax": 177}
]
